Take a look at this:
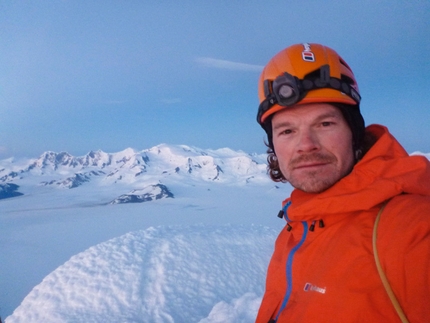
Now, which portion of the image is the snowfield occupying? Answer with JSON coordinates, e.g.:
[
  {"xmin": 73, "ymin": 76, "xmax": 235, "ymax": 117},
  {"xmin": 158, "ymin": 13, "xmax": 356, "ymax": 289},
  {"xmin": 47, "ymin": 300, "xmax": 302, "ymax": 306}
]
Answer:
[
  {"xmin": 0, "ymin": 145, "xmax": 291, "ymax": 322},
  {"xmin": 6, "ymin": 225, "xmax": 275, "ymax": 323}
]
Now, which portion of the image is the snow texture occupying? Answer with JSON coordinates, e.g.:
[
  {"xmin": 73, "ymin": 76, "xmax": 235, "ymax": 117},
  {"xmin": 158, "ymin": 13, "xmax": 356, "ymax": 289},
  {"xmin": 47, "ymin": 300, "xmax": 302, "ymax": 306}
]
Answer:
[{"xmin": 6, "ymin": 225, "xmax": 274, "ymax": 323}]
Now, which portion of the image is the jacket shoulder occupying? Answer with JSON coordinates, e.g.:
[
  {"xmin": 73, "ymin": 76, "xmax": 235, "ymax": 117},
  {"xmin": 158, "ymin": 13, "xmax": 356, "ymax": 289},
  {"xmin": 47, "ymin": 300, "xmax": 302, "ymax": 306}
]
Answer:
[
  {"xmin": 383, "ymin": 193, "xmax": 430, "ymax": 225},
  {"xmin": 377, "ymin": 193, "xmax": 430, "ymax": 322},
  {"xmin": 378, "ymin": 193, "xmax": 430, "ymax": 251}
]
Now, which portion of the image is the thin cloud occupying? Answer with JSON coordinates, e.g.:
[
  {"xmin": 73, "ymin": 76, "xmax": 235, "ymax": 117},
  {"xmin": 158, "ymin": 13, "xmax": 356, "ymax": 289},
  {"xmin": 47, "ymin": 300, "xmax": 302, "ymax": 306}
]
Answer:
[
  {"xmin": 0, "ymin": 146, "xmax": 9, "ymax": 158},
  {"xmin": 196, "ymin": 57, "xmax": 263, "ymax": 72}
]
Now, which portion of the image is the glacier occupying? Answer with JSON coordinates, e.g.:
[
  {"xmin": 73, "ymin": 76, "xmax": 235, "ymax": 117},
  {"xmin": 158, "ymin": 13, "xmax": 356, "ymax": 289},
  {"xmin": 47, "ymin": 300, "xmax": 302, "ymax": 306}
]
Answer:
[{"xmin": 0, "ymin": 144, "xmax": 292, "ymax": 322}]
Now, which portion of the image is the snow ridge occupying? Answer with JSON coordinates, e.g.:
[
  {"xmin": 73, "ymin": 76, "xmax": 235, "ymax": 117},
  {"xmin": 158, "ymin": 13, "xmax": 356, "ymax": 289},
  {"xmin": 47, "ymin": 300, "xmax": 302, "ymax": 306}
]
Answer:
[{"xmin": 0, "ymin": 144, "xmax": 270, "ymax": 204}]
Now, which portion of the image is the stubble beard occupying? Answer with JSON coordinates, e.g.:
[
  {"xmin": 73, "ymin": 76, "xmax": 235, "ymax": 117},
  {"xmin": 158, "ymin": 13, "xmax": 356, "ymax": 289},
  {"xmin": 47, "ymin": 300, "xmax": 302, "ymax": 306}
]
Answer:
[
  {"xmin": 284, "ymin": 153, "xmax": 351, "ymax": 193},
  {"xmin": 288, "ymin": 170, "xmax": 339, "ymax": 193}
]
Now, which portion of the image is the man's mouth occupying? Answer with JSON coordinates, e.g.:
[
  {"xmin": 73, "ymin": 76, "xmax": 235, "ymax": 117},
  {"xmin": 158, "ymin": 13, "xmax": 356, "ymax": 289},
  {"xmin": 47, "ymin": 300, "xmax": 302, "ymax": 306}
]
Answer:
[{"xmin": 293, "ymin": 162, "xmax": 329, "ymax": 170}]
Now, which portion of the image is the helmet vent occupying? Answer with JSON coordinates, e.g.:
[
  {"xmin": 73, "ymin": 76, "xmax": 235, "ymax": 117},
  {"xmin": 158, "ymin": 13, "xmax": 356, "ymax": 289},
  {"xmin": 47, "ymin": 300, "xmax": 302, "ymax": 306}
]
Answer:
[{"xmin": 339, "ymin": 57, "xmax": 353, "ymax": 73}]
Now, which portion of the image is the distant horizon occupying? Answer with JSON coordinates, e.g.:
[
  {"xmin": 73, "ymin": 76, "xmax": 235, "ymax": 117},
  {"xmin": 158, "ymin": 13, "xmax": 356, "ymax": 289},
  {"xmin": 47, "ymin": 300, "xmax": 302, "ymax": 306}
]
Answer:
[
  {"xmin": 1, "ymin": 141, "xmax": 429, "ymax": 162},
  {"xmin": 0, "ymin": 143, "xmax": 268, "ymax": 161}
]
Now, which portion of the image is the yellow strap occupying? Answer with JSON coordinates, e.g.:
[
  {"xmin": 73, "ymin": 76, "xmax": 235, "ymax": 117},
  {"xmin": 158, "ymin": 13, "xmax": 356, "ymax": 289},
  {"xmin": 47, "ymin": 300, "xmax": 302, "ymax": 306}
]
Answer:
[{"xmin": 373, "ymin": 201, "xmax": 410, "ymax": 323}]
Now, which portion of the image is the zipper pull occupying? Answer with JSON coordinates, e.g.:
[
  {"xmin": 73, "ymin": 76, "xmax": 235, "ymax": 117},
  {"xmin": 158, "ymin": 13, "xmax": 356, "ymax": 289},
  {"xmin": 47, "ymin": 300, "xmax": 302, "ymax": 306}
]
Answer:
[{"xmin": 309, "ymin": 220, "xmax": 316, "ymax": 232}]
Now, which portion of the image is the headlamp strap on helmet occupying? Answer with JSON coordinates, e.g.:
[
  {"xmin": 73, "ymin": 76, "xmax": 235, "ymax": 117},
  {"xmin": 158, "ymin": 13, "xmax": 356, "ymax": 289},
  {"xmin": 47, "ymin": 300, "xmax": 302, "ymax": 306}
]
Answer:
[
  {"xmin": 262, "ymin": 80, "xmax": 278, "ymax": 107},
  {"xmin": 315, "ymin": 64, "xmax": 330, "ymax": 87},
  {"xmin": 257, "ymin": 64, "xmax": 361, "ymax": 125},
  {"xmin": 263, "ymin": 79, "xmax": 272, "ymax": 98}
]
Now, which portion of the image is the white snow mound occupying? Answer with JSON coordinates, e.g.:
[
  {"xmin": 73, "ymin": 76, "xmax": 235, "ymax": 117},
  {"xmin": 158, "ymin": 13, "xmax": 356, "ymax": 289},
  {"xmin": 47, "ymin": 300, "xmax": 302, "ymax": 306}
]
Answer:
[{"xmin": 6, "ymin": 224, "xmax": 275, "ymax": 323}]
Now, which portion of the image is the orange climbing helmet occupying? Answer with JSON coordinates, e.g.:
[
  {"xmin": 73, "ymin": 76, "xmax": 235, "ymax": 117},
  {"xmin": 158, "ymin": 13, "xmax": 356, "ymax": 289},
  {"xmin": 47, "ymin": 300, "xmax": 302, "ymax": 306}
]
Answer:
[{"xmin": 257, "ymin": 43, "xmax": 361, "ymax": 126}]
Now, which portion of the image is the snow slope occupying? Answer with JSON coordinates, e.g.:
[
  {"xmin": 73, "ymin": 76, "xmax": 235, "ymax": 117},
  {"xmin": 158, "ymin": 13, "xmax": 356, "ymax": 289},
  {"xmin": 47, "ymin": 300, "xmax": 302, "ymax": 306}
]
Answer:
[{"xmin": 6, "ymin": 225, "xmax": 275, "ymax": 323}]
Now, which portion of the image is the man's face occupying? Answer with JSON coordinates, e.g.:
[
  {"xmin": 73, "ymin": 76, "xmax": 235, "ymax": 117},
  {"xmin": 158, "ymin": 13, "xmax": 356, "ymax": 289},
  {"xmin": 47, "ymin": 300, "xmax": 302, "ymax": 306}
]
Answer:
[{"xmin": 271, "ymin": 103, "xmax": 355, "ymax": 193}]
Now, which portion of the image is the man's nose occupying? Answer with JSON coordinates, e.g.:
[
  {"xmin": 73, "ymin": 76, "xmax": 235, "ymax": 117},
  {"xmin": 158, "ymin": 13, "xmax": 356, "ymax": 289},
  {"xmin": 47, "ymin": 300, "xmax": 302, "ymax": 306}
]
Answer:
[{"xmin": 296, "ymin": 130, "xmax": 320, "ymax": 153}]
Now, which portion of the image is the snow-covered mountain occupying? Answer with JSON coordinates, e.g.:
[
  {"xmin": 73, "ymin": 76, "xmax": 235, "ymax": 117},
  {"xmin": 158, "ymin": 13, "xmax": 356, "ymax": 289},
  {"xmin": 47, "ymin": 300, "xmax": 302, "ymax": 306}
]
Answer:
[
  {"xmin": 110, "ymin": 184, "xmax": 174, "ymax": 204},
  {"xmin": 1, "ymin": 144, "xmax": 290, "ymax": 322},
  {"xmin": 0, "ymin": 144, "xmax": 271, "ymax": 203},
  {"xmin": 0, "ymin": 183, "xmax": 23, "ymax": 199}
]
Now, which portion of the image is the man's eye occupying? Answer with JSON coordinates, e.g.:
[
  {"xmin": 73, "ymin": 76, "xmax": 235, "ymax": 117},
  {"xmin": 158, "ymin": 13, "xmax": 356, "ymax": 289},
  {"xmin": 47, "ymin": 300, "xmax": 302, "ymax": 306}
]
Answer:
[{"xmin": 321, "ymin": 122, "xmax": 333, "ymax": 127}]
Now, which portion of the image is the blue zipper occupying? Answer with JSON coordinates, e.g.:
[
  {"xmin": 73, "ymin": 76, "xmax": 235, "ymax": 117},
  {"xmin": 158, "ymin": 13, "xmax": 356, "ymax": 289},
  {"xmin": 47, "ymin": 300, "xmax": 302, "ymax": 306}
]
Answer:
[{"xmin": 273, "ymin": 201, "xmax": 309, "ymax": 322}]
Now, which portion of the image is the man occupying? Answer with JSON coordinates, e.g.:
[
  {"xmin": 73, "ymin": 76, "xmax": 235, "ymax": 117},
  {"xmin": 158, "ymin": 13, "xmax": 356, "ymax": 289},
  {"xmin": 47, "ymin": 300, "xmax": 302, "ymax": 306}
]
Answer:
[{"xmin": 255, "ymin": 43, "xmax": 430, "ymax": 323}]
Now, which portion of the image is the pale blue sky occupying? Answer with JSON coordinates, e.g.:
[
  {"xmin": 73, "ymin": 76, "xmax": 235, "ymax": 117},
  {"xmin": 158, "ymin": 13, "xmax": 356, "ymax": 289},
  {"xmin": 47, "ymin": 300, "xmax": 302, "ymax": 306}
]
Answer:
[{"xmin": 0, "ymin": 1, "xmax": 429, "ymax": 158}]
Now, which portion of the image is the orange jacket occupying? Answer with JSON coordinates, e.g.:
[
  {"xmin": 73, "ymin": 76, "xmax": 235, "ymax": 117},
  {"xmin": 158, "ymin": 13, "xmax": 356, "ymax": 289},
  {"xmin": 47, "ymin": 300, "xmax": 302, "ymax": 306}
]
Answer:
[{"xmin": 256, "ymin": 124, "xmax": 430, "ymax": 323}]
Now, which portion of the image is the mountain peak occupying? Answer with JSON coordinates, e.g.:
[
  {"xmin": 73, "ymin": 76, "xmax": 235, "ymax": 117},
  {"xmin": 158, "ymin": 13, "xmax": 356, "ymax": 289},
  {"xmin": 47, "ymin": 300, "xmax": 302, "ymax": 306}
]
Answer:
[{"xmin": 0, "ymin": 144, "xmax": 271, "ymax": 201}]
